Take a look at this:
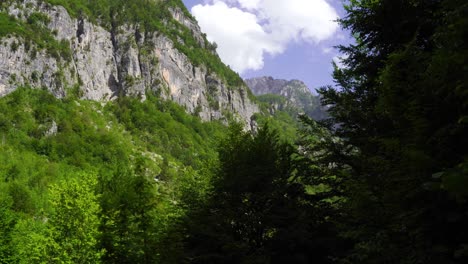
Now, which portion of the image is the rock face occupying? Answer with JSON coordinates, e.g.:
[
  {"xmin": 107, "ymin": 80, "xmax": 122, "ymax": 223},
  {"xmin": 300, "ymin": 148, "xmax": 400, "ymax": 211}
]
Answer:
[
  {"xmin": 245, "ymin": 76, "xmax": 328, "ymax": 120},
  {"xmin": 0, "ymin": 0, "xmax": 258, "ymax": 127}
]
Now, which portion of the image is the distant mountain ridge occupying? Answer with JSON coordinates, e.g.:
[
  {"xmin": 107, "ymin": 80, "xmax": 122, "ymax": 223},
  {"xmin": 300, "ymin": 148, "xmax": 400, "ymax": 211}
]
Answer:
[{"xmin": 245, "ymin": 76, "xmax": 328, "ymax": 120}]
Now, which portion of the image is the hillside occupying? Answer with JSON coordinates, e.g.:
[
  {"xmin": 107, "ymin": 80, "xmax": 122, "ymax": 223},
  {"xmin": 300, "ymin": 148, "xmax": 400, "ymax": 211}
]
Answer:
[
  {"xmin": 245, "ymin": 76, "xmax": 328, "ymax": 120},
  {"xmin": 0, "ymin": 0, "xmax": 258, "ymax": 127},
  {"xmin": 0, "ymin": 85, "xmax": 235, "ymax": 262},
  {"xmin": 0, "ymin": 1, "xmax": 259, "ymax": 262}
]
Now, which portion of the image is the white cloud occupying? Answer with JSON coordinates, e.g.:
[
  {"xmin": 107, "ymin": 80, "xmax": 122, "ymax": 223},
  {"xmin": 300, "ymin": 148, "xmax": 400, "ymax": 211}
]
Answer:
[
  {"xmin": 192, "ymin": 0, "xmax": 339, "ymax": 74},
  {"xmin": 192, "ymin": 2, "xmax": 282, "ymax": 71},
  {"xmin": 259, "ymin": 0, "xmax": 339, "ymax": 43},
  {"xmin": 232, "ymin": 0, "xmax": 262, "ymax": 10},
  {"xmin": 322, "ymin": 47, "xmax": 334, "ymax": 54}
]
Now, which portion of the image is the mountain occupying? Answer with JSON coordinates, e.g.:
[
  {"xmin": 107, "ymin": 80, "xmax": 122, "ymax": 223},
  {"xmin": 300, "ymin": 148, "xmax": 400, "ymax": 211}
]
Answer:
[
  {"xmin": 245, "ymin": 76, "xmax": 328, "ymax": 120},
  {"xmin": 0, "ymin": 2, "xmax": 315, "ymax": 262},
  {"xmin": 0, "ymin": 1, "xmax": 252, "ymax": 262},
  {"xmin": 0, "ymin": 0, "xmax": 258, "ymax": 127}
]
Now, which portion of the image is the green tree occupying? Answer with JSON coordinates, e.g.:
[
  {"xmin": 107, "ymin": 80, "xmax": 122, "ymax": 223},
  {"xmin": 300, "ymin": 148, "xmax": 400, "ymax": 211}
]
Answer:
[
  {"xmin": 184, "ymin": 123, "xmax": 344, "ymax": 263},
  {"xmin": 47, "ymin": 173, "xmax": 103, "ymax": 263},
  {"xmin": 11, "ymin": 217, "xmax": 56, "ymax": 264},
  {"xmin": 12, "ymin": 173, "xmax": 103, "ymax": 263},
  {"xmin": 99, "ymin": 166, "xmax": 164, "ymax": 264},
  {"xmin": 0, "ymin": 193, "xmax": 16, "ymax": 263},
  {"xmin": 317, "ymin": 0, "xmax": 468, "ymax": 262}
]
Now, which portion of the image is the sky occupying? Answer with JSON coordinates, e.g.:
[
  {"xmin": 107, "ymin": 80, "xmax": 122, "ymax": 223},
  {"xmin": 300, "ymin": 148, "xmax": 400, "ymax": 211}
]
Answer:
[{"xmin": 181, "ymin": 0, "xmax": 352, "ymax": 92}]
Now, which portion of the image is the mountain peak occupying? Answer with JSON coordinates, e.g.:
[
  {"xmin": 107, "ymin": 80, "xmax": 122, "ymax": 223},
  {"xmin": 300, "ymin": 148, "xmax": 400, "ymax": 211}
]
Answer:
[
  {"xmin": 245, "ymin": 76, "xmax": 310, "ymax": 96},
  {"xmin": 245, "ymin": 76, "xmax": 328, "ymax": 120}
]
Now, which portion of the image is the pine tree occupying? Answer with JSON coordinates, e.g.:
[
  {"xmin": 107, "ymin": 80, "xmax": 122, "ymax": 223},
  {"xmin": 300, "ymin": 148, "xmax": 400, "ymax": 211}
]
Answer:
[
  {"xmin": 185, "ymin": 123, "xmax": 345, "ymax": 263},
  {"xmin": 317, "ymin": 0, "xmax": 468, "ymax": 262}
]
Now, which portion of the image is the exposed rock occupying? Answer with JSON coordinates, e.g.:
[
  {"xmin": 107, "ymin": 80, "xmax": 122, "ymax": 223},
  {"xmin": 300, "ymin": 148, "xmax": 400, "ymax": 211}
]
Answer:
[
  {"xmin": 45, "ymin": 120, "xmax": 58, "ymax": 137},
  {"xmin": 169, "ymin": 7, "xmax": 205, "ymax": 49},
  {"xmin": 245, "ymin": 76, "xmax": 328, "ymax": 120},
  {"xmin": 0, "ymin": 36, "xmax": 68, "ymax": 98},
  {"xmin": 0, "ymin": 0, "xmax": 259, "ymax": 128},
  {"xmin": 245, "ymin": 76, "xmax": 290, "ymax": 95}
]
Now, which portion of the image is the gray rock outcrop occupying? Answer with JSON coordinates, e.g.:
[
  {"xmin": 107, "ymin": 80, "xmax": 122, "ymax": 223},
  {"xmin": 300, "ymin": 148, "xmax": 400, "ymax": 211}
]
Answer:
[
  {"xmin": 0, "ymin": 0, "xmax": 259, "ymax": 127},
  {"xmin": 245, "ymin": 76, "xmax": 328, "ymax": 120}
]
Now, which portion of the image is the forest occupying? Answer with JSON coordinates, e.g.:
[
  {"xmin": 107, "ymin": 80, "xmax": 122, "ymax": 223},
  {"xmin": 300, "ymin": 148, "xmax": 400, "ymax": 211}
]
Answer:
[{"xmin": 0, "ymin": 0, "xmax": 467, "ymax": 263}]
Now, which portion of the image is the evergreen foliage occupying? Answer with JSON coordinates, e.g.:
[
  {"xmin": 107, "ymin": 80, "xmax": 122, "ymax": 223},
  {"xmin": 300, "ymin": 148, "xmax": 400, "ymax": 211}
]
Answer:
[
  {"xmin": 183, "ymin": 124, "xmax": 345, "ymax": 263},
  {"xmin": 315, "ymin": 0, "xmax": 468, "ymax": 262}
]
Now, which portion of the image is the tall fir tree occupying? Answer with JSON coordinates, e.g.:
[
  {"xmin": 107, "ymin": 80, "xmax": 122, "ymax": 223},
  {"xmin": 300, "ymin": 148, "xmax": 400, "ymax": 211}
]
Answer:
[{"xmin": 318, "ymin": 0, "xmax": 468, "ymax": 262}]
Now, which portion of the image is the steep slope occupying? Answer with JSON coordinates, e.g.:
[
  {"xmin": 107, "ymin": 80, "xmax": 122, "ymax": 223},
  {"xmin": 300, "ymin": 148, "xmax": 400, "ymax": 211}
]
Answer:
[
  {"xmin": 0, "ymin": 0, "xmax": 258, "ymax": 126},
  {"xmin": 0, "ymin": 87, "xmax": 228, "ymax": 263},
  {"xmin": 245, "ymin": 76, "xmax": 328, "ymax": 120}
]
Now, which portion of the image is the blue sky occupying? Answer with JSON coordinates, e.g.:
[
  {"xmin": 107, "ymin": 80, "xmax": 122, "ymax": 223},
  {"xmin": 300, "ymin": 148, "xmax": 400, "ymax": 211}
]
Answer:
[{"xmin": 182, "ymin": 0, "xmax": 352, "ymax": 92}]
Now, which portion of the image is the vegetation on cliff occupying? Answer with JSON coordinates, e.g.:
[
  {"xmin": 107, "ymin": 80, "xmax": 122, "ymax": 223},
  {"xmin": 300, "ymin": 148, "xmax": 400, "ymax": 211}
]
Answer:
[
  {"xmin": 0, "ymin": 0, "xmax": 467, "ymax": 263},
  {"xmin": 0, "ymin": 0, "xmax": 245, "ymax": 88}
]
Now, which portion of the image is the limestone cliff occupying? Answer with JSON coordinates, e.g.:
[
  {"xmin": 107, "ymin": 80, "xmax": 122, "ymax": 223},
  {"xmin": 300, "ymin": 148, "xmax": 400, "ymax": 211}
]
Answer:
[
  {"xmin": 245, "ymin": 76, "xmax": 328, "ymax": 120},
  {"xmin": 0, "ymin": 0, "xmax": 258, "ymax": 126}
]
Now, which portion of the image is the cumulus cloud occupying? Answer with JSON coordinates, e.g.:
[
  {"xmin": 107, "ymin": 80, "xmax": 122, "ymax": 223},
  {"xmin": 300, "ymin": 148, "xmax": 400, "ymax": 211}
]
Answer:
[
  {"xmin": 192, "ymin": 2, "xmax": 281, "ymax": 71},
  {"xmin": 191, "ymin": 0, "xmax": 339, "ymax": 73}
]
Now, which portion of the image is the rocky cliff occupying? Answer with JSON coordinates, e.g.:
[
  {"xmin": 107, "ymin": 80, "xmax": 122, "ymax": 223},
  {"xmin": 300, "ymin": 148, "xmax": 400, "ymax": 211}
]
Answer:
[
  {"xmin": 245, "ymin": 76, "xmax": 328, "ymax": 120},
  {"xmin": 0, "ymin": 0, "xmax": 258, "ymax": 127}
]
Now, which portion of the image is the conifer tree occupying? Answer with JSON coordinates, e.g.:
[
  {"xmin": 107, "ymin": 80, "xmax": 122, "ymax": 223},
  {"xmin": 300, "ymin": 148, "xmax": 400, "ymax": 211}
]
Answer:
[{"xmin": 318, "ymin": 0, "xmax": 468, "ymax": 262}]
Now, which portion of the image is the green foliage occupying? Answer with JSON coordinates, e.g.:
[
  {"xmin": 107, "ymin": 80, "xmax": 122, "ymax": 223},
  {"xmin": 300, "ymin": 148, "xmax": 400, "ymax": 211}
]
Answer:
[
  {"xmin": 0, "ymin": 193, "xmax": 16, "ymax": 264},
  {"xmin": 253, "ymin": 111, "xmax": 299, "ymax": 144},
  {"xmin": 9, "ymin": 173, "xmax": 103, "ymax": 263},
  {"xmin": 108, "ymin": 92, "xmax": 226, "ymax": 169},
  {"xmin": 39, "ymin": 0, "xmax": 245, "ymax": 87},
  {"xmin": 256, "ymin": 88, "xmax": 327, "ymax": 121},
  {"xmin": 0, "ymin": 87, "xmax": 227, "ymax": 263},
  {"xmin": 0, "ymin": 11, "xmax": 71, "ymax": 61},
  {"xmin": 254, "ymin": 90, "xmax": 329, "ymax": 144},
  {"xmin": 47, "ymin": 173, "xmax": 103, "ymax": 263},
  {"xmin": 1, "ymin": 0, "xmax": 465, "ymax": 262},
  {"xmin": 316, "ymin": 0, "xmax": 468, "ymax": 262},
  {"xmin": 0, "ymin": 0, "xmax": 246, "ymax": 88},
  {"xmin": 183, "ymin": 123, "xmax": 344, "ymax": 263},
  {"xmin": 0, "ymin": 13, "xmax": 20, "ymax": 38},
  {"xmin": 11, "ymin": 217, "xmax": 55, "ymax": 263},
  {"xmin": 257, "ymin": 93, "xmax": 287, "ymax": 105},
  {"xmin": 254, "ymin": 93, "xmax": 304, "ymax": 143}
]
